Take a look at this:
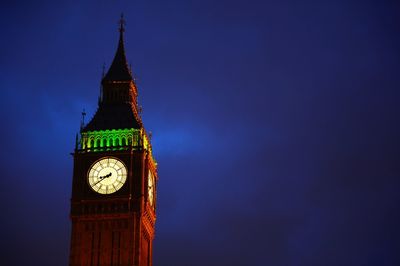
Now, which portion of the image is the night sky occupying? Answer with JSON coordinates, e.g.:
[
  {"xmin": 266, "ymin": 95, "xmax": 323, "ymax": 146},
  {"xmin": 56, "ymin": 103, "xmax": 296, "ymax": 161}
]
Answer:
[{"xmin": 1, "ymin": 1, "xmax": 400, "ymax": 265}]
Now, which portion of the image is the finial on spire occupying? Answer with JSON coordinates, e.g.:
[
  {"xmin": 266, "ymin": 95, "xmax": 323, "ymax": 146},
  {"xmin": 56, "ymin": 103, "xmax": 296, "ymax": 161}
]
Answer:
[
  {"xmin": 119, "ymin": 13, "xmax": 126, "ymax": 33},
  {"xmin": 80, "ymin": 108, "xmax": 86, "ymax": 131}
]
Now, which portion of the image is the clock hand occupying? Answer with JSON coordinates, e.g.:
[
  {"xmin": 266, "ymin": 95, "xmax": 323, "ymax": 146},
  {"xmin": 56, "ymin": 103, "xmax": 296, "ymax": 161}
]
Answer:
[
  {"xmin": 99, "ymin": 172, "xmax": 112, "ymax": 179},
  {"xmin": 93, "ymin": 178, "xmax": 105, "ymax": 186},
  {"xmin": 100, "ymin": 173, "xmax": 112, "ymax": 179},
  {"xmin": 93, "ymin": 172, "xmax": 112, "ymax": 186}
]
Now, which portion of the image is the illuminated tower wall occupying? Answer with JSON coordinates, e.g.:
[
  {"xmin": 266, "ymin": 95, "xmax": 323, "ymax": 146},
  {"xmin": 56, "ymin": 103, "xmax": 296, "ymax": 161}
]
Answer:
[{"xmin": 69, "ymin": 16, "xmax": 158, "ymax": 266}]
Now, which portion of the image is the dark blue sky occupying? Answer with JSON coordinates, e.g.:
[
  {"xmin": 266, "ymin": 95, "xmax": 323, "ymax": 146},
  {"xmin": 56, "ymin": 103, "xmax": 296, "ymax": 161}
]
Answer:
[{"xmin": 1, "ymin": 0, "xmax": 399, "ymax": 265}]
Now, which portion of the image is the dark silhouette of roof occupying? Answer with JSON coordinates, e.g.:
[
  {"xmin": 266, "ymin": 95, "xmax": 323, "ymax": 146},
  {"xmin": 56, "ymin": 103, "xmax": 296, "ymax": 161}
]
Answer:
[
  {"xmin": 82, "ymin": 16, "xmax": 142, "ymax": 132},
  {"xmin": 83, "ymin": 103, "xmax": 141, "ymax": 131}
]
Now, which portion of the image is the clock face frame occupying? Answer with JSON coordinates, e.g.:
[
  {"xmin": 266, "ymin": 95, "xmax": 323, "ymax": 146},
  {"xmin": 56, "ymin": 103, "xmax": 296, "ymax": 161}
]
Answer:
[
  {"xmin": 87, "ymin": 157, "xmax": 127, "ymax": 194},
  {"xmin": 148, "ymin": 171, "xmax": 155, "ymax": 207}
]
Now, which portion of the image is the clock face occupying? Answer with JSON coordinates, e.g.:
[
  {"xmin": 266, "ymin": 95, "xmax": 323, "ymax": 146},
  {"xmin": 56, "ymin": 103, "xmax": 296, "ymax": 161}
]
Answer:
[
  {"xmin": 88, "ymin": 157, "xmax": 127, "ymax": 194},
  {"xmin": 148, "ymin": 171, "xmax": 155, "ymax": 207}
]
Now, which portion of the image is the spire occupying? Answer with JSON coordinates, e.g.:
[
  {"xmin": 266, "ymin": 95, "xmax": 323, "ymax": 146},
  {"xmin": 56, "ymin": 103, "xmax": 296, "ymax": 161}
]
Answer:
[
  {"xmin": 119, "ymin": 13, "xmax": 125, "ymax": 33},
  {"xmin": 102, "ymin": 14, "xmax": 133, "ymax": 82}
]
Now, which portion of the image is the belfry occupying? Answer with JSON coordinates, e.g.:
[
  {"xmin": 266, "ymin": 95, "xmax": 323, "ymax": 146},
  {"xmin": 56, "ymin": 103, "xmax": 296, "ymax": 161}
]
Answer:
[{"xmin": 69, "ymin": 15, "xmax": 157, "ymax": 266}]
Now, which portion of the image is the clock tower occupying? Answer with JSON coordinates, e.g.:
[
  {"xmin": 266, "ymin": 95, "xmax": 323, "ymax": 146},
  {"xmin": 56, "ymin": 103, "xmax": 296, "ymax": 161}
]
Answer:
[{"xmin": 69, "ymin": 16, "xmax": 157, "ymax": 266}]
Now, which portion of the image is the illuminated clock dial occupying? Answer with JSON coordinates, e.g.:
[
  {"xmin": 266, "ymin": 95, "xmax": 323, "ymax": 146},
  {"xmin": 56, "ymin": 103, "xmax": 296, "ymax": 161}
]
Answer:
[
  {"xmin": 88, "ymin": 157, "xmax": 127, "ymax": 194},
  {"xmin": 148, "ymin": 171, "xmax": 155, "ymax": 207}
]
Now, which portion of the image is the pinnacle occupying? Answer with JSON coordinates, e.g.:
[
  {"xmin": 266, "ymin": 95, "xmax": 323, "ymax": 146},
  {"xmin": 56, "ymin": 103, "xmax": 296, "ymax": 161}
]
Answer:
[{"xmin": 102, "ymin": 15, "xmax": 133, "ymax": 82}]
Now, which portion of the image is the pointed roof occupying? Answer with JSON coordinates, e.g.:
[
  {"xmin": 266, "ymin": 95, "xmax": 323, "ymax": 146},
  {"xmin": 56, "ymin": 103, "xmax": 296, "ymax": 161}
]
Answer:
[
  {"xmin": 81, "ymin": 15, "xmax": 142, "ymax": 133},
  {"xmin": 102, "ymin": 15, "xmax": 133, "ymax": 82},
  {"xmin": 82, "ymin": 103, "xmax": 141, "ymax": 131}
]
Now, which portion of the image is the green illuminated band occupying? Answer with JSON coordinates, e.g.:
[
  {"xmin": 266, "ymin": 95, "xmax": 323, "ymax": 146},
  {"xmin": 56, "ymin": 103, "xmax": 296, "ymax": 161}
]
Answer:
[{"xmin": 79, "ymin": 128, "xmax": 152, "ymax": 154}]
